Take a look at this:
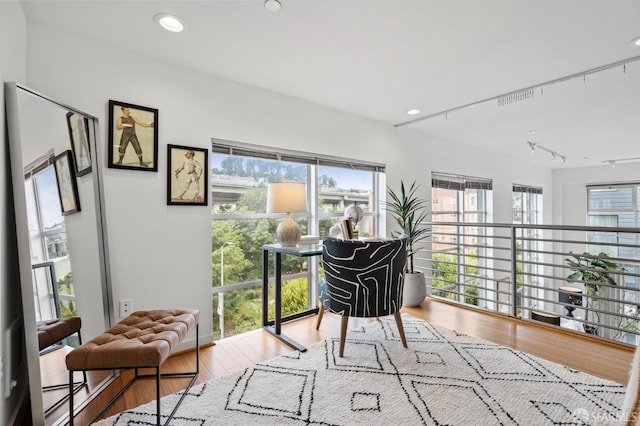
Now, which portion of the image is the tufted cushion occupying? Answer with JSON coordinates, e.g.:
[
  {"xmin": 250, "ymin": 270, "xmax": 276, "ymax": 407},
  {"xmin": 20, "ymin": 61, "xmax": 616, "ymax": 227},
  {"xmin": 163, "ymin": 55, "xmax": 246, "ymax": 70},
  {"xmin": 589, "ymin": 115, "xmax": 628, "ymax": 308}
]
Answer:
[
  {"xmin": 65, "ymin": 309, "xmax": 199, "ymax": 371},
  {"xmin": 37, "ymin": 317, "xmax": 82, "ymax": 351},
  {"xmin": 321, "ymin": 237, "xmax": 408, "ymax": 318}
]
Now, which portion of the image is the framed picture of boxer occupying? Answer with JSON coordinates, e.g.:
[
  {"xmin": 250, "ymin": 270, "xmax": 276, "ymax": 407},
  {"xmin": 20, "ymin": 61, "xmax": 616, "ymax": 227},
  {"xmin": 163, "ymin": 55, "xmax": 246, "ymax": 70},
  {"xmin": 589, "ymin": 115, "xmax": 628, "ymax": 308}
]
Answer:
[{"xmin": 107, "ymin": 100, "xmax": 158, "ymax": 171}]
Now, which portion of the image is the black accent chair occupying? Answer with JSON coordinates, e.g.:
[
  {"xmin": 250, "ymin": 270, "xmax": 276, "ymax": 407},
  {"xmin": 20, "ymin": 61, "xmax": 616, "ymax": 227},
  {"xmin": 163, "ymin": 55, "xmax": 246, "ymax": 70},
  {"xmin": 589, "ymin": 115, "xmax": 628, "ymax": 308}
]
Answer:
[{"xmin": 316, "ymin": 237, "xmax": 409, "ymax": 357}]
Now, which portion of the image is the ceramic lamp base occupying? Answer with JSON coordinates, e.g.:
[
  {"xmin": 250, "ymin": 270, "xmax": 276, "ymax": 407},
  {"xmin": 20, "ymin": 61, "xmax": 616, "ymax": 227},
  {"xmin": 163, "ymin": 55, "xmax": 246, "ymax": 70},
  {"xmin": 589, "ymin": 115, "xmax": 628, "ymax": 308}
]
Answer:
[{"xmin": 276, "ymin": 214, "xmax": 301, "ymax": 247}]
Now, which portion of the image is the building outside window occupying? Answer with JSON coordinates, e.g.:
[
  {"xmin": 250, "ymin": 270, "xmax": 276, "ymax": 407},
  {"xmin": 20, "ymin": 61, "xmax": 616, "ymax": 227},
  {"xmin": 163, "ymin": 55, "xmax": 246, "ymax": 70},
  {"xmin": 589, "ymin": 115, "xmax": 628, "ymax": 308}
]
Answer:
[
  {"xmin": 512, "ymin": 184, "xmax": 543, "ymax": 315},
  {"xmin": 431, "ymin": 172, "xmax": 493, "ymax": 307},
  {"xmin": 211, "ymin": 140, "xmax": 384, "ymax": 339},
  {"xmin": 587, "ymin": 184, "xmax": 640, "ymax": 344}
]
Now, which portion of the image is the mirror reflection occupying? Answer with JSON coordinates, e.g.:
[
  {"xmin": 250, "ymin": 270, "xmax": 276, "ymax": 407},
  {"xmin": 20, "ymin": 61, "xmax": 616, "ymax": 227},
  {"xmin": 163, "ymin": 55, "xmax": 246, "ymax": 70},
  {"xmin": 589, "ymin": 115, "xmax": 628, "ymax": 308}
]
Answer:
[{"xmin": 7, "ymin": 84, "xmax": 114, "ymax": 426}]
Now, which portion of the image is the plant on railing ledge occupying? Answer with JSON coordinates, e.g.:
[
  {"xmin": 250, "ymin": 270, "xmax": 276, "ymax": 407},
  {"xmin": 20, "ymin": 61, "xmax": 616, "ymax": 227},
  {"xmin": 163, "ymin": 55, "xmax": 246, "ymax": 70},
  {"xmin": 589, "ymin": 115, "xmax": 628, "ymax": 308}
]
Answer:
[{"xmin": 565, "ymin": 251, "xmax": 625, "ymax": 335}]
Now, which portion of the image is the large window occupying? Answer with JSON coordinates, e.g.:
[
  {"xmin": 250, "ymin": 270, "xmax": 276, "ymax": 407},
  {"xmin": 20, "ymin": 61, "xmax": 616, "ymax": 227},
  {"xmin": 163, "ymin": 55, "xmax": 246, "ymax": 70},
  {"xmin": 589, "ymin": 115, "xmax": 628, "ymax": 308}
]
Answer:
[
  {"xmin": 587, "ymin": 184, "xmax": 640, "ymax": 344},
  {"xmin": 211, "ymin": 140, "xmax": 384, "ymax": 339},
  {"xmin": 431, "ymin": 172, "xmax": 492, "ymax": 307},
  {"xmin": 512, "ymin": 184, "xmax": 543, "ymax": 314}
]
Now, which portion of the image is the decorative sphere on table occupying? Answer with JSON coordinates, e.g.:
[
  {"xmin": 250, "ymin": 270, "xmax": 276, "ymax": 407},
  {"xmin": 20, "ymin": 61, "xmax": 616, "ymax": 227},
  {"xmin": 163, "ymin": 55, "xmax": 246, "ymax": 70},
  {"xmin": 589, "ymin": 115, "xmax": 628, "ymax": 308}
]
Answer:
[{"xmin": 344, "ymin": 203, "xmax": 363, "ymax": 226}]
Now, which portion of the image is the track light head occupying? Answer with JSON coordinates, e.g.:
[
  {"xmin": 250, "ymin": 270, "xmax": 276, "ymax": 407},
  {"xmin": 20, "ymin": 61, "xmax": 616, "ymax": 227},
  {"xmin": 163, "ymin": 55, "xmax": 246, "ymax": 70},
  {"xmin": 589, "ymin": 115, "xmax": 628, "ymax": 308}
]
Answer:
[{"xmin": 526, "ymin": 141, "xmax": 567, "ymax": 164}]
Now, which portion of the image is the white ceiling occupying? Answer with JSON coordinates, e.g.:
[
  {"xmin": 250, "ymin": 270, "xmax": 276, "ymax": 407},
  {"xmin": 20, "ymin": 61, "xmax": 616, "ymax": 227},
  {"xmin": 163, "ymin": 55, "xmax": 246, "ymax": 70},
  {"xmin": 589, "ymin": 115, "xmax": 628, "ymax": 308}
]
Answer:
[{"xmin": 20, "ymin": 0, "xmax": 640, "ymax": 169}]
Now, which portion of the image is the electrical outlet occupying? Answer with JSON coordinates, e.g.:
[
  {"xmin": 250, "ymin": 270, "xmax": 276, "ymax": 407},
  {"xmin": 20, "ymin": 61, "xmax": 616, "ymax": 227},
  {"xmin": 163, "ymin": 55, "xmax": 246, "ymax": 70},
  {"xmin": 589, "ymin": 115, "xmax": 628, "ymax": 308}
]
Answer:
[{"xmin": 119, "ymin": 299, "xmax": 133, "ymax": 317}]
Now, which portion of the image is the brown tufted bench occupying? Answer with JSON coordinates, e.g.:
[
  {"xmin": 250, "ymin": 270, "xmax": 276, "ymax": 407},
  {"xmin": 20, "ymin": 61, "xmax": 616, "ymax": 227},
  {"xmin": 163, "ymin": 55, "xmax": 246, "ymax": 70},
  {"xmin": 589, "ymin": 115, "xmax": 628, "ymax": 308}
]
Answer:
[
  {"xmin": 66, "ymin": 309, "xmax": 200, "ymax": 426},
  {"xmin": 37, "ymin": 317, "xmax": 87, "ymax": 413}
]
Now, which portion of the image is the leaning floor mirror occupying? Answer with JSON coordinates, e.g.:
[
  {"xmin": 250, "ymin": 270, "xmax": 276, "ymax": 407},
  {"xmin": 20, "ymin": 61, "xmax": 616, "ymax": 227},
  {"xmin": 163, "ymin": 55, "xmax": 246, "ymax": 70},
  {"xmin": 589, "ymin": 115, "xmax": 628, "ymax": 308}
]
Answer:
[{"xmin": 5, "ymin": 83, "xmax": 115, "ymax": 426}]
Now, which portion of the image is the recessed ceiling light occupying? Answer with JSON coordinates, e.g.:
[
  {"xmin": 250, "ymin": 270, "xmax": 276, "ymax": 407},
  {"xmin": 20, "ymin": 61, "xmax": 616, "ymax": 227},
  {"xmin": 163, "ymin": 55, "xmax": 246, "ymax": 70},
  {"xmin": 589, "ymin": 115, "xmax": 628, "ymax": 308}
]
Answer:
[
  {"xmin": 631, "ymin": 36, "xmax": 640, "ymax": 47},
  {"xmin": 407, "ymin": 109, "xmax": 420, "ymax": 115},
  {"xmin": 154, "ymin": 13, "xmax": 185, "ymax": 33},
  {"xmin": 264, "ymin": 0, "xmax": 282, "ymax": 13}
]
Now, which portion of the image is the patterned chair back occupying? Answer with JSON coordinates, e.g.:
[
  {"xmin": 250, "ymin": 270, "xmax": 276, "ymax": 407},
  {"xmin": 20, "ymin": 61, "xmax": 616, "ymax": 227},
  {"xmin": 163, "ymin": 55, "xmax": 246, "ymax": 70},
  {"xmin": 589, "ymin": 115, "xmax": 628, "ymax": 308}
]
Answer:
[{"xmin": 321, "ymin": 237, "xmax": 408, "ymax": 318}]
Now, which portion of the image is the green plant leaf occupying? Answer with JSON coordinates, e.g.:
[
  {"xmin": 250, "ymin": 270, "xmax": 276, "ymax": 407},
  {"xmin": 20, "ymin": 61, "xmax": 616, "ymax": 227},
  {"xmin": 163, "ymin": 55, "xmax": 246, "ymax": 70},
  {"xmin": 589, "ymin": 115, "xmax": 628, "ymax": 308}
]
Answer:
[
  {"xmin": 566, "ymin": 271, "xmax": 581, "ymax": 281},
  {"xmin": 385, "ymin": 180, "xmax": 431, "ymax": 273}
]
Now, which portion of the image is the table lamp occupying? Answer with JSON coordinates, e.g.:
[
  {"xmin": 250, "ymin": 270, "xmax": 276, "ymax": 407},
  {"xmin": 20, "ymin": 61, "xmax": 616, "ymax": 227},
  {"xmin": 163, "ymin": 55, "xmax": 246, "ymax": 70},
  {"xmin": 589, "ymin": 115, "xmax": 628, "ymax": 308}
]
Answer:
[
  {"xmin": 559, "ymin": 286, "xmax": 583, "ymax": 317},
  {"xmin": 267, "ymin": 182, "xmax": 307, "ymax": 247}
]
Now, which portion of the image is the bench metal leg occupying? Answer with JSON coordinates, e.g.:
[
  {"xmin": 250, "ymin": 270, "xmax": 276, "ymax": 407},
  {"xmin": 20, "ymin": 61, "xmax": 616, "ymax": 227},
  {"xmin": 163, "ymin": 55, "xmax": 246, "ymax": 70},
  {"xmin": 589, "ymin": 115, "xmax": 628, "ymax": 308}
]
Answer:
[
  {"xmin": 158, "ymin": 324, "xmax": 200, "ymax": 424},
  {"xmin": 156, "ymin": 367, "xmax": 161, "ymax": 426},
  {"xmin": 42, "ymin": 330, "xmax": 87, "ymax": 415},
  {"xmin": 69, "ymin": 371, "xmax": 74, "ymax": 426}
]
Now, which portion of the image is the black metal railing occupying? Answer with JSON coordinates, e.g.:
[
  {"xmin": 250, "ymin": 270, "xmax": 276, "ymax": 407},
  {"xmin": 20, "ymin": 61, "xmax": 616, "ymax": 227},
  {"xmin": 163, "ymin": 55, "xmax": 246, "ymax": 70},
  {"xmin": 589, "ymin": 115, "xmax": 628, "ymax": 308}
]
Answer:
[{"xmin": 424, "ymin": 222, "xmax": 640, "ymax": 345}]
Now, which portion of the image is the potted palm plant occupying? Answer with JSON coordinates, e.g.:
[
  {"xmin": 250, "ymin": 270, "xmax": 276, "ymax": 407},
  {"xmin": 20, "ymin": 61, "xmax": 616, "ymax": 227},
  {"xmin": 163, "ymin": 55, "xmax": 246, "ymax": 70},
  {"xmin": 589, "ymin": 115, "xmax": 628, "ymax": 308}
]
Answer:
[{"xmin": 386, "ymin": 181, "xmax": 431, "ymax": 306}]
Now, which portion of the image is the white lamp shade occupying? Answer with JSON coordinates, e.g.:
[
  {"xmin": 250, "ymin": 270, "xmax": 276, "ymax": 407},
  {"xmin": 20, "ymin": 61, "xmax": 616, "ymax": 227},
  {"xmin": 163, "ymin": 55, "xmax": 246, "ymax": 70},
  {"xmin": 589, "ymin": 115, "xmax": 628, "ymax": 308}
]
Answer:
[{"xmin": 266, "ymin": 182, "xmax": 307, "ymax": 214}]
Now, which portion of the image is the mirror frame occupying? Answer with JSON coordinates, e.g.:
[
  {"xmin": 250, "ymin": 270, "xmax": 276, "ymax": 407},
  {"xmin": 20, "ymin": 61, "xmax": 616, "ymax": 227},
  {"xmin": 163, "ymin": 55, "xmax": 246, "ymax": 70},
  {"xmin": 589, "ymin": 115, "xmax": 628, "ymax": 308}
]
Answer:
[{"xmin": 5, "ymin": 82, "xmax": 115, "ymax": 425}]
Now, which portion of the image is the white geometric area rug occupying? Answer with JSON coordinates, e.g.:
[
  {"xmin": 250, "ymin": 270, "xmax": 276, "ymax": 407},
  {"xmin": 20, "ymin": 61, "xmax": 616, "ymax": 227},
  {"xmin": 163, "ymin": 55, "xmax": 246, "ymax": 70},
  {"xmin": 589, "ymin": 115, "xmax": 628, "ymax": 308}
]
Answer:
[{"xmin": 96, "ymin": 314, "xmax": 626, "ymax": 425}]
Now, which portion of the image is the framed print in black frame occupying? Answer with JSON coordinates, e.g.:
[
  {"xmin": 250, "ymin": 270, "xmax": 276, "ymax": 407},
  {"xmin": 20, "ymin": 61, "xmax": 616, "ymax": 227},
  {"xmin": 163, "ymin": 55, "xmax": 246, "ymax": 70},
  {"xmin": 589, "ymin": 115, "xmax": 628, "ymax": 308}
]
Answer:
[
  {"xmin": 53, "ymin": 150, "xmax": 81, "ymax": 215},
  {"xmin": 167, "ymin": 144, "xmax": 208, "ymax": 206},
  {"xmin": 66, "ymin": 111, "xmax": 92, "ymax": 176},
  {"xmin": 108, "ymin": 100, "xmax": 158, "ymax": 171}
]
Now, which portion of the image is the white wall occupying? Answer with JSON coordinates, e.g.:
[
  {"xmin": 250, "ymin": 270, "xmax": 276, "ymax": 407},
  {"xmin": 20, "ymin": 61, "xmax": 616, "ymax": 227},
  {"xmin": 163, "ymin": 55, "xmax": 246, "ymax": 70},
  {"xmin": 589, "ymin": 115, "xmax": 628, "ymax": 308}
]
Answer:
[
  {"xmin": 0, "ymin": 3, "xmax": 28, "ymax": 425},
  {"xmin": 394, "ymin": 126, "xmax": 554, "ymax": 225},
  {"xmin": 23, "ymin": 20, "xmax": 556, "ymax": 347}
]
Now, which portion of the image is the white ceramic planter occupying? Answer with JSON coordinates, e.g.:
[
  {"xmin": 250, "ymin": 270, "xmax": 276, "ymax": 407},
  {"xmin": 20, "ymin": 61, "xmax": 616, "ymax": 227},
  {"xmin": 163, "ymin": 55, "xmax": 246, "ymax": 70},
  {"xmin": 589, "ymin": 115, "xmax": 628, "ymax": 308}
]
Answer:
[{"xmin": 403, "ymin": 272, "xmax": 427, "ymax": 307}]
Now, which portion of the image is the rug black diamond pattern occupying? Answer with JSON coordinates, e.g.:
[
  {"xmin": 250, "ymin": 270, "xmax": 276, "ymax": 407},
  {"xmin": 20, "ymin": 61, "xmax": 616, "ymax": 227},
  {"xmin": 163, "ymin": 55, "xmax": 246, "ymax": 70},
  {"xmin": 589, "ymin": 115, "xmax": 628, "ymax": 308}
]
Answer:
[{"xmin": 98, "ymin": 314, "xmax": 625, "ymax": 425}]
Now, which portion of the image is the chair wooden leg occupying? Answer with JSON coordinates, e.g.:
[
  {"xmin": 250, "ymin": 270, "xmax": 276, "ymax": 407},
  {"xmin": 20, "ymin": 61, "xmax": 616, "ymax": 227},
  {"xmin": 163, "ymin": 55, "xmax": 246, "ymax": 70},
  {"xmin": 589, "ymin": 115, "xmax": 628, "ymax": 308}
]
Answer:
[
  {"xmin": 339, "ymin": 316, "xmax": 349, "ymax": 357},
  {"xmin": 394, "ymin": 311, "xmax": 408, "ymax": 348},
  {"xmin": 316, "ymin": 304, "xmax": 325, "ymax": 330}
]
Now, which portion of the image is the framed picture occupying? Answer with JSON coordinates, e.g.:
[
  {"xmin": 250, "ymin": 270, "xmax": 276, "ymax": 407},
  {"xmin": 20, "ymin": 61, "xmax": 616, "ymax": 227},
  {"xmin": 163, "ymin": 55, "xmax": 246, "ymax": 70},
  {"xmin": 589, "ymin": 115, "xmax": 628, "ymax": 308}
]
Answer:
[
  {"xmin": 53, "ymin": 150, "xmax": 81, "ymax": 215},
  {"xmin": 66, "ymin": 111, "xmax": 92, "ymax": 176},
  {"xmin": 108, "ymin": 100, "xmax": 158, "ymax": 171},
  {"xmin": 167, "ymin": 144, "xmax": 208, "ymax": 206}
]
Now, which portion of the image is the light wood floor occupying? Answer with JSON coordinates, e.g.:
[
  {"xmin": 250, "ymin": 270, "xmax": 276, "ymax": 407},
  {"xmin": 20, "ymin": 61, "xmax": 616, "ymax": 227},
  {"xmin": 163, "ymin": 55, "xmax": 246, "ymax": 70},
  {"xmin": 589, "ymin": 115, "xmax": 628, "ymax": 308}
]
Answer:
[{"xmin": 61, "ymin": 298, "xmax": 635, "ymax": 425}]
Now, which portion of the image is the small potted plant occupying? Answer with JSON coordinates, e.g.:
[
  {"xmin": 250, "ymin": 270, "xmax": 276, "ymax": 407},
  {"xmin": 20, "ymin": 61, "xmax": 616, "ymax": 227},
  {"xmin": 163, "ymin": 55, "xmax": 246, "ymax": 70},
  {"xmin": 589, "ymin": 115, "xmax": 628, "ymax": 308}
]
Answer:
[
  {"xmin": 386, "ymin": 181, "xmax": 431, "ymax": 306},
  {"xmin": 565, "ymin": 251, "xmax": 625, "ymax": 335}
]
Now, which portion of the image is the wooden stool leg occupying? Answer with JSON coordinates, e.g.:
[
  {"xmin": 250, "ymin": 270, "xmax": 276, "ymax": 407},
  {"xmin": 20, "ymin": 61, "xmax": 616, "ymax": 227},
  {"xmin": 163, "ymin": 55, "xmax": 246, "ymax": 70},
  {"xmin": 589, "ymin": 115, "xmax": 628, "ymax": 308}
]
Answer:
[
  {"xmin": 316, "ymin": 304, "xmax": 325, "ymax": 330},
  {"xmin": 394, "ymin": 311, "xmax": 408, "ymax": 348},
  {"xmin": 339, "ymin": 315, "xmax": 349, "ymax": 357}
]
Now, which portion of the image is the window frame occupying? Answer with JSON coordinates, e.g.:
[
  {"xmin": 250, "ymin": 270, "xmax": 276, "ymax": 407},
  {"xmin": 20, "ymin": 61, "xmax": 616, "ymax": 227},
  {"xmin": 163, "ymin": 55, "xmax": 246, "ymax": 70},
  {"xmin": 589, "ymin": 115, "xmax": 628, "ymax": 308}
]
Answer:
[{"xmin": 211, "ymin": 139, "xmax": 386, "ymax": 338}]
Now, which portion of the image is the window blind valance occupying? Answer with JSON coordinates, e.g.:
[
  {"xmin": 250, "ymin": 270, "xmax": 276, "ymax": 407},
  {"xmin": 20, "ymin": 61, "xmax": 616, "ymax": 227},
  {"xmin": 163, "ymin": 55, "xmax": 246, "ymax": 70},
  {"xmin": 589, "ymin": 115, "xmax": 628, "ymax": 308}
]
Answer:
[
  {"xmin": 212, "ymin": 138, "xmax": 386, "ymax": 173},
  {"xmin": 431, "ymin": 172, "xmax": 492, "ymax": 191},
  {"xmin": 587, "ymin": 182, "xmax": 640, "ymax": 189},
  {"xmin": 512, "ymin": 184, "xmax": 543, "ymax": 194}
]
